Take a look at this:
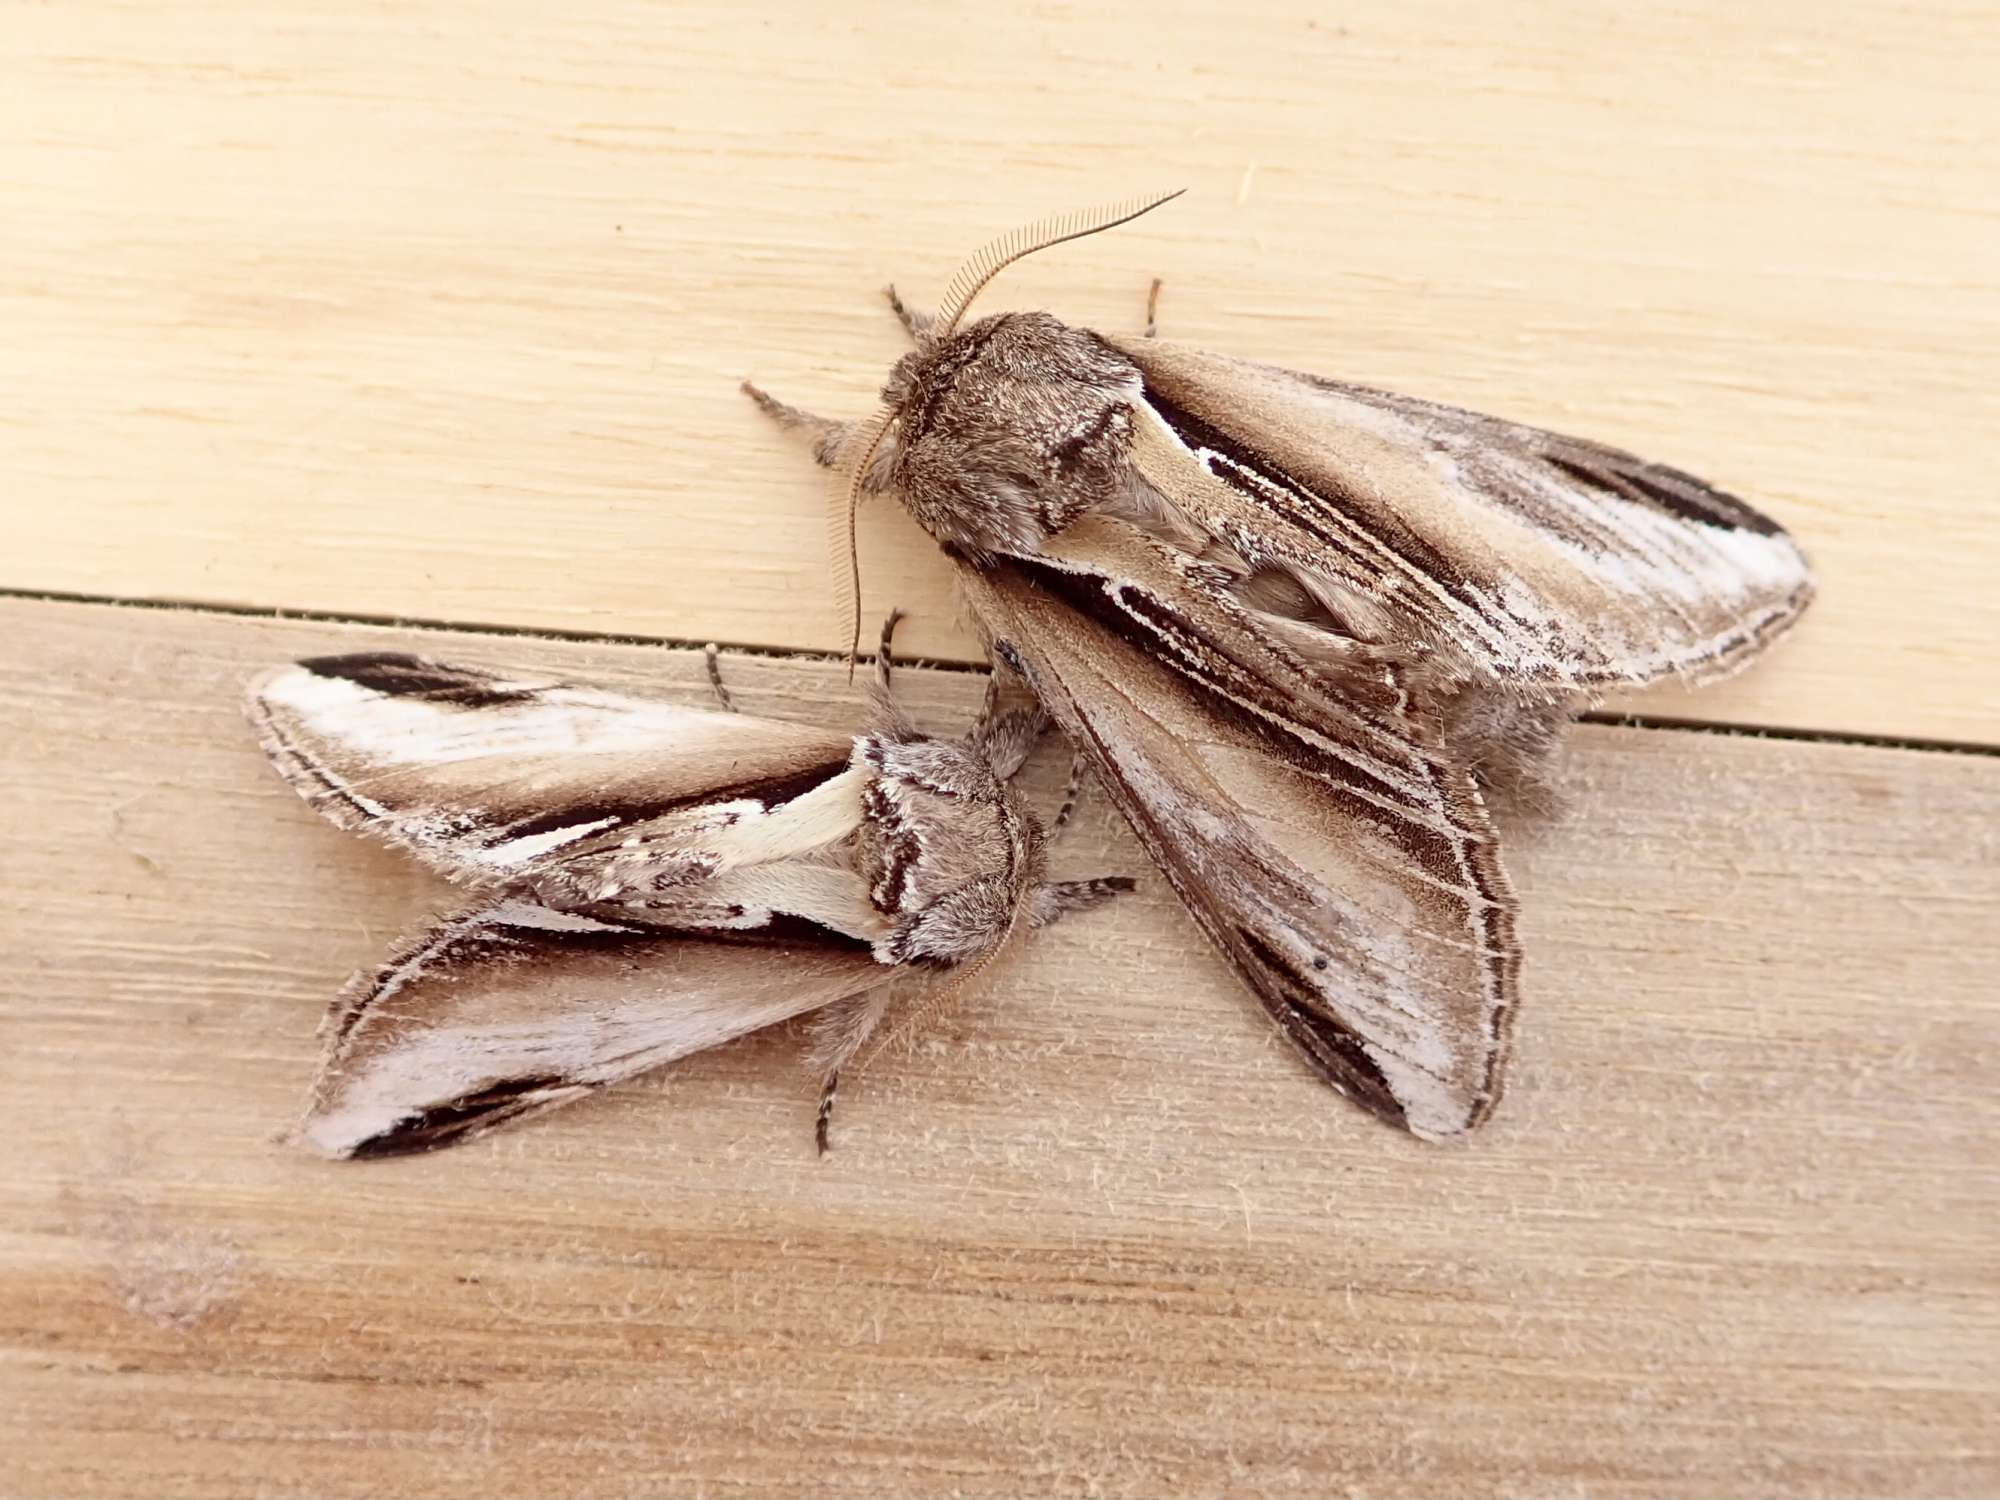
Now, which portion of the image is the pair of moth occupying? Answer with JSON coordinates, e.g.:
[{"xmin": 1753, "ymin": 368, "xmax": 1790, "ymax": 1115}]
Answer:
[{"xmin": 251, "ymin": 192, "xmax": 1814, "ymax": 1159}]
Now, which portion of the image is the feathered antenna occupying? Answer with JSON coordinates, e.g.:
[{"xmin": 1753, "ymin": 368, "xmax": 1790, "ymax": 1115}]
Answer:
[
  {"xmin": 827, "ymin": 405, "xmax": 894, "ymax": 676},
  {"xmin": 931, "ymin": 188, "xmax": 1186, "ymax": 338},
  {"xmin": 857, "ymin": 917, "xmax": 1024, "ymax": 1076}
]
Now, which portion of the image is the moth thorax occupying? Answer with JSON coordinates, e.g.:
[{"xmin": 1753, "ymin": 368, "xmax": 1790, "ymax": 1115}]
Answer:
[
  {"xmin": 885, "ymin": 312, "xmax": 1144, "ymax": 556},
  {"xmin": 857, "ymin": 737, "xmax": 1042, "ymax": 966}
]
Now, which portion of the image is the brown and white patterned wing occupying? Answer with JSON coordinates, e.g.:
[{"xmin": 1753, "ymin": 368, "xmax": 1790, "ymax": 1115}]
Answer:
[
  {"xmin": 953, "ymin": 517, "xmax": 1519, "ymax": 1140},
  {"xmin": 1111, "ymin": 336, "xmax": 1814, "ymax": 693},
  {"xmin": 249, "ymin": 654, "xmax": 856, "ymax": 886},
  {"xmin": 301, "ymin": 898, "xmax": 888, "ymax": 1158}
]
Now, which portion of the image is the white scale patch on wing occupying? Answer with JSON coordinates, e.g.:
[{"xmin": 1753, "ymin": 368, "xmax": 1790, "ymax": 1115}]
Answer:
[
  {"xmin": 699, "ymin": 764, "xmax": 871, "ymax": 870},
  {"xmin": 313, "ymin": 901, "xmax": 646, "ymax": 1103},
  {"xmin": 1438, "ymin": 436, "xmax": 1811, "ymax": 682},
  {"xmin": 472, "ymin": 816, "xmax": 621, "ymax": 868},
  {"xmin": 1040, "ymin": 519, "xmax": 1476, "ymax": 847},
  {"xmin": 301, "ymin": 980, "xmax": 836, "ymax": 1160},
  {"xmin": 484, "ymin": 899, "xmax": 642, "ymax": 932},
  {"xmin": 258, "ymin": 666, "xmax": 755, "ymax": 766},
  {"xmin": 1145, "ymin": 404, "xmax": 1566, "ymax": 680},
  {"xmin": 570, "ymin": 765, "xmax": 874, "ymax": 905},
  {"xmin": 636, "ymin": 865, "xmax": 889, "ymax": 945}
]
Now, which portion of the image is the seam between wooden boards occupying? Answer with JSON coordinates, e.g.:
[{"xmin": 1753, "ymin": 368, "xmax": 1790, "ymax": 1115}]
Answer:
[{"xmin": 8, "ymin": 585, "xmax": 1995, "ymax": 761}]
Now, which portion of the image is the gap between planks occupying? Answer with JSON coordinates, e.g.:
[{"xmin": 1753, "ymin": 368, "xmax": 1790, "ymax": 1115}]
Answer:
[
  {"xmin": 6, "ymin": 585, "xmax": 1995, "ymax": 762},
  {"xmin": 2, "ymin": 593, "xmax": 1996, "ymax": 1500}
]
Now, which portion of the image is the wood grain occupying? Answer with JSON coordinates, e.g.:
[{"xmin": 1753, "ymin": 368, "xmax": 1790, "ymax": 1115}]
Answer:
[
  {"xmin": 2, "ymin": 598, "xmax": 1993, "ymax": 1499},
  {"xmin": 4, "ymin": 1, "xmax": 1997, "ymax": 740}
]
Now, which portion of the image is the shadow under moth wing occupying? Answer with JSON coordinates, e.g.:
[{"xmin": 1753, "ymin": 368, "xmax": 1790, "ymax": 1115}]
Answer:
[
  {"xmin": 247, "ymin": 639, "xmax": 1129, "ymax": 1158},
  {"xmin": 744, "ymin": 191, "xmax": 1814, "ymax": 1140}
]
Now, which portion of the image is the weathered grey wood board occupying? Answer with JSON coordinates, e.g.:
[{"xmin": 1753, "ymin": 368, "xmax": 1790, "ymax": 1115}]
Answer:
[{"xmin": 2, "ymin": 599, "xmax": 1993, "ymax": 1498}]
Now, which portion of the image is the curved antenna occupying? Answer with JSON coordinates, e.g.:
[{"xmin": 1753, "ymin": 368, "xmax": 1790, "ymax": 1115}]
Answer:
[
  {"xmin": 826, "ymin": 404, "xmax": 895, "ymax": 676},
  {"xmin": 825, "ymin": 191, "xmax": 1185, "ymax": 672},
  {"xmin": 857, "ymin": 917, "xmax": 1023, "ymax": 1076},
  {"xmin": 931, "ymin": 188, "xmax": 1186, "ymax": 339}
]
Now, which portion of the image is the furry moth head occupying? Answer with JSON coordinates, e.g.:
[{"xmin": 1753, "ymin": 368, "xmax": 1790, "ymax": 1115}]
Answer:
[{"xmin": 824, "ymin": 191, "xmax": 1184, "ymax": 656}]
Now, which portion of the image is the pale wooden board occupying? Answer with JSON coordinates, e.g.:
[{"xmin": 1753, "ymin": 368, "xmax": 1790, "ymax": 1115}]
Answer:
[
  {"xmin": 1, "ymin": 597, "xmax": 1994, "ymax": 1499},
  {"xmin": 4, "ymin": 1, "xmax": 1998, "ymax": 742}
]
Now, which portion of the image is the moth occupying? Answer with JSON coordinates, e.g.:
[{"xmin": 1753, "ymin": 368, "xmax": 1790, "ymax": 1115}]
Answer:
[
  {"xmin": 247, "ymin": 617, "xmax": 1129, "ymax": 1158},
  {"xmin": 744, "ymin": 190, "xmax": 1815, "ymax": 1141}
]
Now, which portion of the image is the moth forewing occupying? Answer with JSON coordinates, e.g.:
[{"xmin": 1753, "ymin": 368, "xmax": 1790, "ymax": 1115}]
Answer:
[
  {"xmin": 298, "ymin": 900, "xmax": 889, "ymax": 1159},
  {"xmin": 745, "ymin": 192, "xmax": 1813, "ymax": 1141},
  {"xmin": 249, "ymin": 654, "xmax": 860, "ymax": 886},
  {"xmin": 249, "ymin": 633, "xmax": 1130, "ymax": 1158},
  {"xmin": 1107, "ymin": 334, "xmax": 1816, "ymax": 691}
]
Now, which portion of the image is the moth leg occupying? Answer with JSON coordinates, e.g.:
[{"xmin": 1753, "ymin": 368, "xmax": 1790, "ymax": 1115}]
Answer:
[
  {"xmin": 814, "ymin": 1075, "xmax": 840, "ymax": 1155},
  {"xmin": 884, "ymin": 283, "xmax": 934, "ymax": 342},
  {"xmin": 740, "ymin": 381, "xmax": 849, "ymax": 469},
  {"xmin": 1047, "ymin": 747, "xmax": 1090, "ymax": 838},
  {"xmin": 967, "ymin": 648, "xmax": 1049, "ymax": 779},
  {"xmin": 702, "ymin": 643, "xmax": 737, "ymax": 713},
  {"xmin": 1143, "ymin": 277, "xmax": 1164, "ymax": 339},
  {"xmin": 866, "ymin": 608, "xmax": 918, "ymax": 739},
  {"xmin": 807, "ymin": 987, "xmax": 893, "ymax": 1155},
  {"xmin": 972, "ymin": 705, "xmax": 1045, "ymax": 782},
  {"xmin": 1028, "ymin": 876, "xmax": 1136, "ymax": 929},
  {"xmin": 972, "ymin": 664, "xmax": 1002, "ymax": 732},
  {"xmin": 742, "ymin": 381, "xmax": 902, "ymax": 493},
  {"xmin": 874, "ymin": 608, "xmax": 901, "ymax": 691}
]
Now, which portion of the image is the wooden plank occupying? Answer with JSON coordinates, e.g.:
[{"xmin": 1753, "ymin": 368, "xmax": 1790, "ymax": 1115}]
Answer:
[
  {"xmin": 3, "ymin": 2, "xmax": 1997, "ymax": 742},
  {"xmin": 1, "ymin": 596, "xmax": 1993, "ymax": 1499}
]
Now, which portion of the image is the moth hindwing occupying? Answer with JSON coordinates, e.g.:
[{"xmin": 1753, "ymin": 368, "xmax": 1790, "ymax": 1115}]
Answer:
[
  {"xmin": 247, "ymin": 620, "xmax": 1130, "ymax": 1158},
  {"xmin": 744, "ymin": 193, "xmax": 1813, "ymax": 1141}
]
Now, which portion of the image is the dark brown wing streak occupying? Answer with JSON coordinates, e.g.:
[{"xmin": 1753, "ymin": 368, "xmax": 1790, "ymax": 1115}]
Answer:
[
  {"xmin": 249, "ymin": 654, "xmax": 858, "ymax": 884},
  {"xmin": 1109, "ymin": 336, "xmax": 1814, "ymax": 694},
  {"xmin": 300, "ymin": 898, "xmax": 888, "ymax": 1158},
  {"xmin": 952, "ymin": 517, "xmax": 1519, "ymax": 1139}
]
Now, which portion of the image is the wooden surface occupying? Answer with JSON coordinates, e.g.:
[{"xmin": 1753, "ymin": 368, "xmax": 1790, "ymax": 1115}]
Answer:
[
  {"xmin": 4, "ymin": 0, "xmax": 1999, "ymax": 741},
  {"xmin": 2, "ymin": 599, "xmax": 1996, "ymax": 1499},
  {"xmin": 5, "ymin": 2, "xmax": 2000, "ymax": 1494}
]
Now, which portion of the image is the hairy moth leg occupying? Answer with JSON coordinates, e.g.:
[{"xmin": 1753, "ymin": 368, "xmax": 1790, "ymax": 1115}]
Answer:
[
  {"xmin": 965, "ymin": 651, "xmax": 1083, "ymax": 829},
  {"xmin": 884, "ymin": 283, "xmax": 933, "ymax": 341},
  {"xmin": 1048, "ymin": 748, "xmax": 1090, "ymax": 838},
  {"xmin": 702, "ymin": 643, "xmax": 737, "ymax": 713},
  {"xmin": 866, "ymin": 607, "xmax": 1047, "ymax": 778},
  {"xmin": 1144, "ymin": 276, "xmax": 1163, "ymax": 339},
  {"xmin": 741, "ymin": 381, "xmax": 903, "ymax": 493},
  {"xmin": 833, "ymin": 861, "xmax": 1135, "ymax": 1150},
  {"xmin": 1031, "ymin": 876, "xmax": 1135, "ymax": 927},
  {"xmin": 960, "ymin": 637, "xmax": 1047, "ymax": 780},
  {"xmin": 741, "ymin": 381, "xmax": 900, "ymax": 494},
  {"xmin": 740, "ymin": 381, "xmax": 848, "ymax": 468},
  {"xmin": 873, "ymin": 609, "xmax": 904, "ymax": 691},
  {"xmin": 864, "ymin": 608, "xmax": 920, "ymax": 740},
  {"xmin": 808, "ymin": 986, "xmax": 894, "ymax": 1155},
  {"xmin": 971, "ymin": 702, "xmax": 1044, "ymax": 783}
]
